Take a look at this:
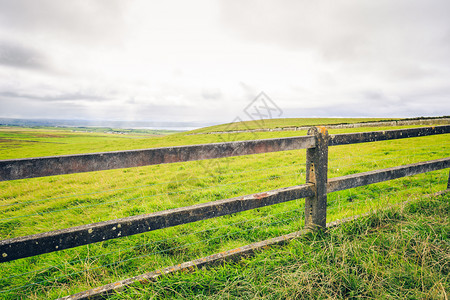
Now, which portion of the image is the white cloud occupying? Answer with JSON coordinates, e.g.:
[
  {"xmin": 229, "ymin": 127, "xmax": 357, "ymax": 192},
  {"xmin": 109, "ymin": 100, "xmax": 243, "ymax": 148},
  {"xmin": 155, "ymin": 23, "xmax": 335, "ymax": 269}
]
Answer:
[{"xmin": 0, "ymin": 0, "xmax": 449, "ymax": 123}]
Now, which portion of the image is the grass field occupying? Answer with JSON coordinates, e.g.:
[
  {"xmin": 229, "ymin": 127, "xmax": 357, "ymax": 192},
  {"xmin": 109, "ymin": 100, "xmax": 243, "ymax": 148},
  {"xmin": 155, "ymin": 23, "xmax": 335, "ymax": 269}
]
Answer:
[
  {"xmin": 186, "ymin": 116, "xmax": 449, "ymax": 134},
  {"xmin": 187, "ymin": 117, "xmax": 392, "ymax": 134},
  {"xmin": 112, "ymin": 193, "xmax": 450, "ymax": 299},
  {"xmin": 0, "ymin": 119, "xmax": 449, "ymax": 299}
]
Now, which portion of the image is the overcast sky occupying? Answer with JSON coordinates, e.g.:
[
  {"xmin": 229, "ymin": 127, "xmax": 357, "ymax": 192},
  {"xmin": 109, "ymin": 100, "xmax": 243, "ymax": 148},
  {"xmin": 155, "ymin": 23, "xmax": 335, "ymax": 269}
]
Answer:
[{"xmin": 0, "ymin": 0, "xmax": 449, "ymax": 123}]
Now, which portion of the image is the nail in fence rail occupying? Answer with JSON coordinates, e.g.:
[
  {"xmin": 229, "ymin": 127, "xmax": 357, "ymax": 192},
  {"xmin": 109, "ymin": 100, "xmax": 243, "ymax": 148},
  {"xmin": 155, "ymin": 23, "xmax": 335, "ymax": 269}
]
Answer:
[{"xmin": 0, "ymin": 125, "xmax": 449, "ymax": 263}]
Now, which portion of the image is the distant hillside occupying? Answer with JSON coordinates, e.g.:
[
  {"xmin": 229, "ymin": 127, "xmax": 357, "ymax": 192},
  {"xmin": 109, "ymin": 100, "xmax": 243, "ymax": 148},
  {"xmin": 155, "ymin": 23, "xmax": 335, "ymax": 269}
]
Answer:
[
  {"xmin": 186, "ymin": 116, "xmax": 450, "ymax": 135},
  {"xmin": 0, "ymin": 118, "xmax": 213, "ymax": 131}
]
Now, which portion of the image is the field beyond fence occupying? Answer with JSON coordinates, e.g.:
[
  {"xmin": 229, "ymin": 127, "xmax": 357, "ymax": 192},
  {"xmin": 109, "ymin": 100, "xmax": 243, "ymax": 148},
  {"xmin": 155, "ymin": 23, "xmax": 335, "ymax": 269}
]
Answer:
[{"xmin": 0, "ymin": 124, "xmax": 449, "ymax": 299}]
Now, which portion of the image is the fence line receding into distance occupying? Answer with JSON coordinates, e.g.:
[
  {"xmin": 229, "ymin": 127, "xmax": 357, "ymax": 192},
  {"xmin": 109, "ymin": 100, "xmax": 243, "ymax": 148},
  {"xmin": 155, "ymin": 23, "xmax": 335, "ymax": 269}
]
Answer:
[{"xmin": 0, "ymin": 125, "xmax": 449, "ymax": 264}]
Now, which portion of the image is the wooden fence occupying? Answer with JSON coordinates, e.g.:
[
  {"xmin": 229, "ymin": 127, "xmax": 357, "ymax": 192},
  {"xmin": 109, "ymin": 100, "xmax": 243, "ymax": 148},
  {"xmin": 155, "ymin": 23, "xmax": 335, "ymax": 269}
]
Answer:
[{"xmin": 0, "ymin": 125, "xmax": 449, "ymax": 265}]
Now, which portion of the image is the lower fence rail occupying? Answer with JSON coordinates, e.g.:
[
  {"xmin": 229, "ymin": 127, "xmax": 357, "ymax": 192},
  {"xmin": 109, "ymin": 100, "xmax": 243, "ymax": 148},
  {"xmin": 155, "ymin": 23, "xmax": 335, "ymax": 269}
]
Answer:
[
  {"xmin": 60, "ymin": 187, "xmax": 450, "ymax": 300},
  {"xmin": 0, "ymin": 125, "xmax": 448, "ymax": 299},
  {"xmin": 1, "ymin": 157, "xmax": 449, "ymax": 263}
]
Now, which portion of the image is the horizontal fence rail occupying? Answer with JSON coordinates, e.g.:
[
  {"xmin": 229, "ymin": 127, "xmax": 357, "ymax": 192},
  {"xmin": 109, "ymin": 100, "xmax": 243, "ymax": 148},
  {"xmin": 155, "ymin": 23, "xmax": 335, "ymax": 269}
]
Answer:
[
  {"xmin": 1, "ymin": 157, "xmax": 449, "ymax": 263},
  {"xmin": 0, "ymin": 184, "xmax": 315, "ymax": 262},
  {"xmin": 0, "ymin": 136, "xmax": 316, "ymax": 181},
  {"xmin": 329, "ymin": 125, "xmax": 450, "ymax": 146},
  {"xmin": 1, "ymin": 125, "xmax": 449, "ymax": 181},
  {"xmin": 1, "ymin": 123, "xmax": 450, "ymax": 300},
  {"xmin": 0, "ymin": 125, "xmax": 449, "ymax": 265},
  {"xmin": 327, "ymin": 157, "xmax": 450, "ymax": 192}
]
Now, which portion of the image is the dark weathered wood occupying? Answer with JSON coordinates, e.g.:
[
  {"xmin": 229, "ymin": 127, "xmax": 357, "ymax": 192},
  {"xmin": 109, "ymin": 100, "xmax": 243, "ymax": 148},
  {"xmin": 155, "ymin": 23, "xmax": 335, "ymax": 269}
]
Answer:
[
  {"xmin": 1, "ymin": 125, "xmax": 448, "ymax": 264},
  {"xmin": 328, "ymin": 157, "xmax": 450, "ymax": 193},
  {"xmin": 1, "ymin": 125, "xmax": 448, "ymax": 182},
  {"xmin": 447, "ymin": 170, "xmax": 450, "ymax": 189},
  {"xmin": 0, "ymin": 136, "xmax": 316, "ymax": 181},
  {"xmin": 0, "ymin": 184, "xmax": 314, "ymax": 263},
  {"xmin": 61, "ymin": 187, "xmax": 449, "ymax": 300},
  {"xmin": 329, "ymin": 125, "xmax": 450, "ymax": 146},
  {"xmin": 60, "ymin": 207, "xmax": 384, "ymax": 300},
  {"xmin": 305, "ymin": 127, "xmax": 329, "ymax": 229}
]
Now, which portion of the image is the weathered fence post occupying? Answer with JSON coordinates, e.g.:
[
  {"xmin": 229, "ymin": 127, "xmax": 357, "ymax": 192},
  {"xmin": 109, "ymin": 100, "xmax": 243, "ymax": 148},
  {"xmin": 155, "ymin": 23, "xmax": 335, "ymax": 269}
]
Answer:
[
  {"xmin": 447, "ymin": 170, "xmax": 450, "ymax": 189},
  {"xmin": 305, "ymin": 126, "xmax": 329, "ymax": 230}
]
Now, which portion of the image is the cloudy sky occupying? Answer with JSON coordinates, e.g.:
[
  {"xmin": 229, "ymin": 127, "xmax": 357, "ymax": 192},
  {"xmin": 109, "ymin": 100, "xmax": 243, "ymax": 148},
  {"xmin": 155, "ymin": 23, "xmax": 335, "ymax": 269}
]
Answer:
[{"xmin": 0, "ymin": 0, "xmax": 449, "ymax": 124}]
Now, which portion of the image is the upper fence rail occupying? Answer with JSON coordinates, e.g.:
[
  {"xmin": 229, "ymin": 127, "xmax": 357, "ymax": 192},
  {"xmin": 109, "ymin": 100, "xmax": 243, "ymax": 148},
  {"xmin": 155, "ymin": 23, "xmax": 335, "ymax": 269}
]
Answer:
[
  {"xmin": 1, "ymin": 157, "xmax": 448, "ymax": 263},
  {"xmin": 1, "ymin": 125, "xmax": 449, "ymax": 181},
  {"xmin": 0, "ymin": 125, "xmax": 449, "ymax": 262}
]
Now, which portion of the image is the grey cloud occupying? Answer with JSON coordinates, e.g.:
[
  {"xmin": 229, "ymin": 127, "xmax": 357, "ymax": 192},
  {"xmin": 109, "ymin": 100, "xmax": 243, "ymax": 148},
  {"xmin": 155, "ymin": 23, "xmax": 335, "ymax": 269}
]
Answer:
[
  {"xmin": 0, "ymin": 41, "xmax": 48, "ymax": 70},
  {"xmin": 285, "ymin": 103, "xmax": 411, "ymax": 119},
  {"xmin": 0, "ymin": 1, "xmax": 448, "ymax": 123},
  {"xmin": 0, "ymin": 98, "xmax": 87, "ymax": 119},
  {"xmin": 239, "ymin": 82, "xmax": 258, "ymax": 101},
  {"xmin": 0, "ymin": 0, "xmax": 125, "ymax": 43},
  {"xmin": 221, "ymin": 1, "xmax": 363, "ymax": 53},
  {"xmin": 221, "ymin": 0, "xmax": 450, "ymax": 51},
  {"xmin": 220, "ymin": 0, "xmax": 450, "ymax": 77},
  {"xmin": 401, "ymin": 85, "xmax": 450, "ymax": 104},
  {"xmin": 359, "ymin": 90, "xmax": 405, "ymax": 104},
  {"xmin": 127, "ymin": 97, "xmax": 136, "ymax": 104},
  {"xmin": 0, "ymin": 90, "xmax": 107, "ymax": 102},
  {"xmin": 285, "ymin": 90, "xmax": 447, "ymax": 118},
  {"xmin": 201, "ymin": 88, "xmax": 223, "ymax": 101},
  {"xmin": 362, "ymin": 91, "xmax": 387, "ymax": 102}
]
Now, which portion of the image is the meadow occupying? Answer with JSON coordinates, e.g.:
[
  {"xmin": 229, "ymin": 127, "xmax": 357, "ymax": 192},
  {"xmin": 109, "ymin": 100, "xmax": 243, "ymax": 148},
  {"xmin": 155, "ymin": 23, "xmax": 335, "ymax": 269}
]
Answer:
[
  {"xmin": 112, "ymin": 193, "xmax": 450, "ymax": 299},
  {"xmin": 0, "ymin": 119, "xmax": 449, "ymax": 299},
  {"xmin": 187, "ymin": 117, "xmax": 391, "ymax": 134},
  {"xmin": 185, "ymin": 116, "xmax": 449, "ymax": 134}
]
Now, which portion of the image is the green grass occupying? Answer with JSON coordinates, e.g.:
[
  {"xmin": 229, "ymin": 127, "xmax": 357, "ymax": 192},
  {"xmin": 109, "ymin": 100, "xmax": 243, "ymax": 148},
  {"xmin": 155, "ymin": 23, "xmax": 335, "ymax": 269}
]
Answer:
[
  {"xmin": 187, "ymin": 117, "xmax": 393, "ymax": 134},
  {"xmin": 0, "ymin": 119, "xmax": 448, "ymax": 299},
  {"xmin": 0, "ymin": 124, "xmax": 445, "ymax": 159},
  {"xmin": 186, "ymin": 116, "xmax": 450, "ymax": 134},
  {"xmin": 115, "ymin": 193, "xmax": 449, "ymax": 299},
  {"xmin": 0, "ymin": 125, "xmax": 181, "ymax": 136},
  {"xmin": 189, "ymin": 116, "xmax": 449, "ymax": 134}
]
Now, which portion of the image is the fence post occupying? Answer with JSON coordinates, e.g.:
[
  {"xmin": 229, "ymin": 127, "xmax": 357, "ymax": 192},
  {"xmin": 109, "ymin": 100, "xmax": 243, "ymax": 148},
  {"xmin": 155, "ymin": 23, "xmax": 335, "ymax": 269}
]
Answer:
[
  {"xmin": 447, "ymin": 170, "xmax": 450, "ymax": 189},
  {"xmin": 305, "ymin": 126, "xmax": 329, "ymax": 230}
]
